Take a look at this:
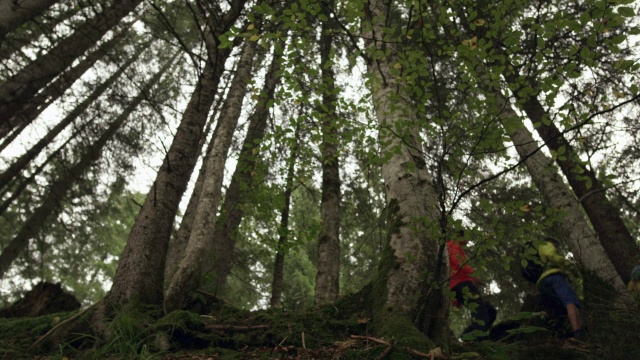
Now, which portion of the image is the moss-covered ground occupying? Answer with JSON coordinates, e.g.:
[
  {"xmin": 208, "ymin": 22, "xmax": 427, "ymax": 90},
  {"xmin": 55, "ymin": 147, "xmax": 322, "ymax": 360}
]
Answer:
[{"xmin": 1, "ymin": 284, "xmax": 639, "ymax": 360}]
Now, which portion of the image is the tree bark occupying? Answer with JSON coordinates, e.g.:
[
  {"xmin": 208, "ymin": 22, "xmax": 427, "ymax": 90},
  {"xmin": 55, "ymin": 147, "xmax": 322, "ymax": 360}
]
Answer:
[
  {"xmin": 0, "ymin": 0, "xmax": 58, "ymax": 41},
  {"xmin": 0, "ymin": 32, "xmax": 133, "ymax": 141},
  {"xmin": 165, "ymin": 31, "xmax": 256, "ymax": 304},
  {"xmin": 0, "ymin": 0, "xmax": 143, "ymax": 132},
  {"xmin": 363, "ymin": 0, "xmax": 446, "ymax": 341},
  {"xmin": 507, "ymin": 74, "xmax": 640, "ymax": 283},
  {"xmin": 0, "ymin": 125, "xmax": 81, "ymax": 216},
  {"xmin": 0, "ymin": 4, "xmax": 81, "ymax": 62},
  {"xmin": 0, "ymin": 53, "xmax": 172, "ymax": 279},
  {"xmin": 105, "ymin": 61, "xmax": 224, "ymax": 306},
  {"xmin": 0, "ymin": 44, "xmax": 144, "ymax": 191},
  {"xmin": 209, "ymin": 40, "xmax": 284, "ymax": 293},
  {"xmin": 494, "ymin": 92, "xmax": 628, "ymax": 295},
  {"xmin": 270, "ymin": 124, "xmax": 300, "ymax": 308},
  {"xmin": 164, "ymin": 38, "xmax": 256, "ymax": 312},
  {"xmin": 314, "ymin": 2, "xmax": 341, "ymax": 305}
]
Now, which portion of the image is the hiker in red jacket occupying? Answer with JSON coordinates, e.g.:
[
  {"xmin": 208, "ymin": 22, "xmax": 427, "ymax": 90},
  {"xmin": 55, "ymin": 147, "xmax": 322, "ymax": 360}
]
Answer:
[{"xmin": 447, "ymin": 230, "xmax": 497, "ymax": 339}]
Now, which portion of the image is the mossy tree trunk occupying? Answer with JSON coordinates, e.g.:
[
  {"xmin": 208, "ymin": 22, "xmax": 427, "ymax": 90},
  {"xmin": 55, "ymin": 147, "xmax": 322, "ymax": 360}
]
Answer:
[{"xmin": 362, "ymin": 0, "xmax": 447, "ymax": 344}]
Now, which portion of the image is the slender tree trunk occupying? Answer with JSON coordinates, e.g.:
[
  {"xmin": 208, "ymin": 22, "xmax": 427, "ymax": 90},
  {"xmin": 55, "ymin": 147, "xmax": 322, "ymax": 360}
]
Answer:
[
  {"xmin": 270, "ymin": 124, "xmax": 300, "ymax": 308},
  {"xmin": 163, "ymin": 71, "xmax": 231, "ymax": 283},
  {"xmin": 0, "ymin": 54, "xmax": 172, "ymax": 279},
  {"xmin": 0, "ymin": 45, "xmax": 144, "ymax": 191},
  {"xmin": 506, "ymin": 73, "xmax": 640, "ymax": 283},
  {"xmin": 0, "ymin": 0, "xmax": 58, "ymax": 41},
  {"xmin": 0, "ymin": 124, "xmax": 83, "ymax": 216},
  {"xmin": 363, "ymin": 0, "xmax": 446, "ymax": 341},
  {"xmin": 494, "ymin": 92, "xmax": 628, "ymax": 295},
  {"xmin": 0, "ymin": 0, "xmax": 143, "ymax": 131},
  {"xmin": 0, "ymin": 33, "xmax": 133, "ymax": 141},
  {"xmin": 0, "ymin": 4, "xmax": 81, "ymax": 62},
  {"xmin": 209, "ymin": 39, "xmax": 285, "ymax": 292},
  {"xmin": 164, "ymin": 39, "xmax": 257, "ymax": 312},
  {"xmin": 314, "ymin": 2, "xmax": 341, "ymax": 305}
]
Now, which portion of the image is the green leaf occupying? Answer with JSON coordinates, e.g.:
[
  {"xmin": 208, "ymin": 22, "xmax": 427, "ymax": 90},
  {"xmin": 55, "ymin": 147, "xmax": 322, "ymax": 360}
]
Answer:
[{"xmin": 618, "ymin": 6, "xmax": 635, "ymax": 17}]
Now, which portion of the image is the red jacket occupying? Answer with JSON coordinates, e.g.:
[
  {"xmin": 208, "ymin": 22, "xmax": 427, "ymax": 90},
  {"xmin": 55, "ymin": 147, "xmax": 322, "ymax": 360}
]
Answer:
[{"xmin": 447, "ymin": 240, "xmax": 477, "ymax": 289}]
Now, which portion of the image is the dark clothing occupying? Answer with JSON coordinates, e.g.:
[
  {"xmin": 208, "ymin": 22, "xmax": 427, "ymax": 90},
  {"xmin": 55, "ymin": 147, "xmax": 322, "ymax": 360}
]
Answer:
[
  {"xmin": 538, "ymin": 273, "xmax": 582, "ymax": 319},
  {"xmin": 452, "ymin": 281, "xmax": 497, "ymax": 336}
]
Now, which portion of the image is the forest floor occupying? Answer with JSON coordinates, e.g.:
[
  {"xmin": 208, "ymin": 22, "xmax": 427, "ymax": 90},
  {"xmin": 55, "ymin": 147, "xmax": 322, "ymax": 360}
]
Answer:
[{"xmin": 0, "ymin": 285, "xmax": 638, "ymax": 359}]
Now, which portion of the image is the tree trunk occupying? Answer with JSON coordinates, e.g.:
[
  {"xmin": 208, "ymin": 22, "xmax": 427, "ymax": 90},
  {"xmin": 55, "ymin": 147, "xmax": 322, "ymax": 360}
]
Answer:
[
  {"xmin": 0, "ymin": 126, "xmax": 80, "ymax": 216},
  {"xmin": 105, "ymin": 62, "xmax": 223, "ymax": 306},
  {"xmin": 494, "ymin": 92, "xmax": 628, "ymax": 295},
  {"xmin": 314, "ymin": 2, "xmax": 341, "ymax": 305},
  {"xmin": 270, "ymin": 124, "xmax": 300, "ymax": 308},
  {"xmin": 0, "ymin": 4, "xmax": 81, "ymax": 62},
  {"xmin": 164, "ymin": 39, "xmax": 256, "ymax": 312},
  {"xmin": 0, "ymin": 0, "xmax": 143, "ymax": 132},
  {"xmin": 0, "ymin": 44, "xmax": 144, "ymax": 191},
  {"xmin": 0, "ymin": 32, "xmax": 133, "ymax": 141},
  {"xmin": 363, "ymin": 0, "xmax": 446, "ymax": 342},
  {"xmin": 163, "ymin": 118, "xmax": 220, "ymax": 284},
  {"xmin": 507, "ymin": 74, "xmax": 640, "ymax": 283},
  {"xmin": 0, "ymin": 0, "xmax": 58, "ymax": 41},
  {"xmin": 209, "ymin": 40, "xmax": 284, "ymax": 293},
  {"xmin": 0, "ymin": 53, "xmax": 173, "ymax": 279}
]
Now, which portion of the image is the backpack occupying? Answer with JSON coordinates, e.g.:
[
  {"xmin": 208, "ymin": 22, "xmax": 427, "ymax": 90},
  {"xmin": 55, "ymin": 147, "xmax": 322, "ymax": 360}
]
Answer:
[{"xmin": 520, "ymin": 241, "xmax": 545, "ymax": 283}]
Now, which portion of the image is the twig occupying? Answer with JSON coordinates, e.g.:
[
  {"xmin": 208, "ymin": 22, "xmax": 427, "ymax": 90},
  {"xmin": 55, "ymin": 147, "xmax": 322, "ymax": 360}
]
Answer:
[
  {"xmin": 375, "ymin": 340, "xmax": 395, "ymax": 360},
  {"xmin": 302, "ymin": 331, "xmax": 306, "ymax": 349},
  {"xmin": 351, "ymin": 335, "xmax": 390, "ymax": 345},
  {"xmin": 206, "ymin": 324, "xmax": 269, "ymax": 331},
  {"xmin": 28, "ymin": 303, "xmax": 97, "ymax": 351}
]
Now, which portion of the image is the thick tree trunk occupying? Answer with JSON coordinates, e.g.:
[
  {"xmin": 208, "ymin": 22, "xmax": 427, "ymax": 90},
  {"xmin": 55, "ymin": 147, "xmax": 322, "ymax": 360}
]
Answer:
[
  {"xmin": 0, "ymin": 0, "xmax": 58, "ymax": 41},
  {"xmin": 0, "ymin": 0, "xmax": 143, "ymax": 131},
  {"xmin": 508, "ymin": 77, "xmax": 640, "ymax": 283},
  {"xmin": 209, "ymin": 41, "xmax": 284, "ymax": 293},
  {"xmin": 314, "ymin": 3, "xmax": 341, "ymax": 305},
  {"xmin": 105, "ymin": 59, "xmax": 225, "ymax": 306},
  {"xmin": 0, "ymin": 33, "xmax": 133, "ymax": 141},
  {"xmin": 0, "ymin": 54, "xmax": 172, "ymax": 279},
  {"xmin": 494, "ymin": 92, "xmax": 628, "ymax": 295},
  {"xmin": 363, "ymin": 0, "xmax": 446, "ymax": 342},
  {"xmin": 164, "ymin": 39, "xmax": 256, "ymax": 312},
  {"xmin": 0, "ymin": 45, "xmax": 143, "ymax": 191}
]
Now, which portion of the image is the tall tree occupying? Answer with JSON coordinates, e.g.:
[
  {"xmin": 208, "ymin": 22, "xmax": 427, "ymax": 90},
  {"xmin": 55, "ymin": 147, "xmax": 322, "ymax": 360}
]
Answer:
[
  {"xmin": 362, "ymin": 0, "xmax": 447, "ymax": 342},
  {"xmin": 164, "ymin": 36, "xmax": 257, "ymax": 312},
  {"xmin": 0, "ymin": 0, "xmax": 58, "ymax": 42},
  {"xmin": 314, "ymin": 0, "xmax": 341, "ymax": 305},
  {"xmin": 492, "ymin": 91, "xmax": 628, "ymax": 295},
  {"xmin": 270, "ymin": 123, "xmax": 301, "ymax": 308},
  {"xmin": 0, "ymin": 0, "xmax": 143, "ymax": 132},
  {"xmin": 0, "ymin": 44, "xmax": 145, "ymax": 191},
  {"xmin": 208, "ymin": 38, "xmax": 285, "ymax": 293},
  {"xmin": 0, "ymin": 32, "xmax": 135, "ymax": 141},
  {"xmin": 0, "ymin": 52, "xmax": 175, "ymax": 278}
]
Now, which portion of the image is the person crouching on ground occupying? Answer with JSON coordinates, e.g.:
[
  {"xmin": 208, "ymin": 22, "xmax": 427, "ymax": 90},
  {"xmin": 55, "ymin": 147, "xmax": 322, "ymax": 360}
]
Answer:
[{"xmin": 447, "ymin": 230, "xmax": 497, "ymax": 339}]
